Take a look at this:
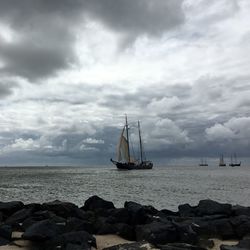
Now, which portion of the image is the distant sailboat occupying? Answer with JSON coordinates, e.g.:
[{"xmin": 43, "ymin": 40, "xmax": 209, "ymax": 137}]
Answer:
[
  {"xmin": 199, "ymin": 158, "xmax": 208, "ymax": 166},
  {"xmin": 219, "ymin": 154, "xmax": 226, "ymax": 167},
  {"xmin": 229, "ymin": 153, "xmax": 241, "ymax": 167},
  {"xmin": 110, "ymin": 115, "xmax": 153, "ymax": 170}
]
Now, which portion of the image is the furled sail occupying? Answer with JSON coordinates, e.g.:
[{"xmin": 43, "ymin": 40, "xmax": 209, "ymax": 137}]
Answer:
[{"xmin": 117, "ymin": 126, "xmax": 129, "ymax": 162}]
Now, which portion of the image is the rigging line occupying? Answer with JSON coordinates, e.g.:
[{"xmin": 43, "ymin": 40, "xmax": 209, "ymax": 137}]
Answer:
[{"xmin": 129, "ymin": 133, "xmax": 136, "ymax": 162}]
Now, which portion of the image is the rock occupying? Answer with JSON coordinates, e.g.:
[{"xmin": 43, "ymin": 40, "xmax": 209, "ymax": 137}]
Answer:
[
  {"xmin": 103, "ymin": 242, "xmax": 155, "ymax": 250},
  {"xmin": 22, "ymin": 219, "xmax": 62, "ymax": 241},
  {"xmin": 192, "ymin": 220, "xmax": 217, "ymax": 238},
  {"xmin": 21, "ymin": 210, "xmax": 65, "ymax": 231},
  {"xmin": 0, "ymin": 236, "xmax": 10, "ymax": 246},
  {"xmin": 5, "ymin": 208, "xmax": 33, "ymax": 225},
  {"xmin": 232, "ymin": 205, "xmax": 250, "ymax": 217},
  {"xmin": 82, "ymin": 195, "xmax": 115, "ymax": 211},
  {"xmin": 65, "ymin": 243, "xmax": 90, "ymax": 250},
  {"xmin": 43, "ymin": 200, "xmax": 79, "ymax": 218},
  {"xmin": 178, "ymin": 204, "xmax": 196, "ymax": 217},
  {"xmin": 237, "ymin": 238, "xmax": 250, "ymax": 249},
  {"xmin": 0, "ymin": 201, "xmax": 24, "ymax": 216},
  {"xmin": 174, "ymin": 223, "xmax": 198, "ymax": 244},
  {"xmin": 24, "ymin": 203, "xmax": 45, "ymax": 211},
  {"xmin": 65, "ymin": 217, "xmax": 94, "ymax": 234},
  {"xmin": 124, "ymin": 201, "xmax": 148, "ymax": 225},
  {"xmin": 213, "ymin": 218, "xmax": 235, "ymax": 239},
  {"xmin": 94, "ymin": 217, "xmax": 116, "ymax": 234},
  {"xmin": 193, "ymin": 217, "xmax": 235, "ymax": 239},
  {"xmin": 230, "ymin": 215, "xmax": 250, "ymax": 238},
  {"xmin": 160, "ymin": 209, "xmax": 179, "ymax": 217},
  {"xmin": 220, "ymin": 246, "xmax": 243, "ymax": 250},
  {"xmin": 159, "ymin": 243, "xmax": 207, "ymax": 250},
  {"xmin": 46, "ymin": 231, "xmax": 96, "ymax": 250},
  {"xmin": 198, "ymin": 238, "xmax": 214, "ymax": 249},
  {"xmin": 0, "ymin": 225, "xmax": 12, "ymax": 240},
  {"xmin": 196, "ymin": 200, "xmax": 232, "ymax": 216},
  {"xmin": 142, "ymin": 205, "xmax": 159, "ymax": 216},
  {"xmin": 106, "ymin": 208, "xmax": 130, "ymax": 224},
  {"xmin": 136, "ymin": 221, "xmax": 178, "ymax": 245},
  {"xmin": 114, "ymin": 223, "xmax": 135, "ymax": 241}
]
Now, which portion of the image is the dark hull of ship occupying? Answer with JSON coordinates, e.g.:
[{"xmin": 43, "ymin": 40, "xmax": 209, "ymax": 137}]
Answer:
[
  {"xmin": 199, "ymin": 164, "xmax": 208, "ymax": 166},
  {"xmin": 111, "ymin": 159, "xmax": 153, "ymax": 170},
  {"xmin": 229, "ymin": 163, "xmax": 241, "ymax": 167},
  {"xmin": 219, "ymin": 164, "xmax": 226, "ymax": 167}
]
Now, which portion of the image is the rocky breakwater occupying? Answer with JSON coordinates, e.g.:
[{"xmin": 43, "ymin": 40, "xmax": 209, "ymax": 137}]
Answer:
[{"xmin": 0, "ymin": 196, "xmax": 250, "ymax": 249}]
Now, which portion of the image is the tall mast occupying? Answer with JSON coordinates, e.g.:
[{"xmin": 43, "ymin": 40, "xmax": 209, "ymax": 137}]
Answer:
[
  {"xmin": 138, "ymin": 121, "xmax": 143, "ymax": 163},
  {"xmin": 125, "ymin": 115, "xmax": 130, "ymax": 163}
]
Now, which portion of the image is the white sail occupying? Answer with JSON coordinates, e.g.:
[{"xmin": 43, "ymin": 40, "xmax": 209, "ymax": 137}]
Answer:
[{"xmin": 117, "ymin": 126, "xmax": 129, "ymax": 162}]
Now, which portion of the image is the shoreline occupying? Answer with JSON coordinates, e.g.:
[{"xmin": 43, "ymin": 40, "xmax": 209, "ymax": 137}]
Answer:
[{"xmin": 0, "ymin": 196, "xmax": 249, "ymax": 250}]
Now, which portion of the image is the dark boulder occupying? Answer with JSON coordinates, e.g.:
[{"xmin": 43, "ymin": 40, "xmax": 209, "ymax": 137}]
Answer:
[
  {"xmin": 213, "ymin": 218, "xmax": 235, "ymax": 239},
  {"xmin": 0, "ymin": 201, "xmax": 24, "ymax": 216},
  {"xmin": 103, "ymin": 242, "xmax": 154, "ymax": 250},
  {"xmin": 0, "ymin": 225, "xmax": 12, "ymax": 240},
  {"xmin": 0, "ymin": 236, "xmax": 10, "ymax": 246},
  {"xmin": 65, "ymin": 217, "xmax": 94, "ymax": 234},
  {"xmin": 43, "ymin": 200, "xmax": 79, "ymax": 218},
  {"xmin": 5, "ymin": 208, "xmax": 33, "ymax": 225},
  {"xmin": 106, "ymin": 208, "xmax": 130, "ymax": 224},
  {"xmin": 178, "ymin": 204, "xmax": 196, "ymax": 217},
  {"xmin": 21, "ymin": 211, "xmax": 65, "ymax": 231},
  {"xmin": 65, "ymin": 243, "xmax": 90, "ymax": 250},
  {"xmin": 174, "ymin": 223, "xmax": 198, "ymax": 244},
  {"xmin": 220, "ymin": 246, "xmax": 242, "ymax": 250},
  {"xmin": 113, "ymin": 223, "xmax": 135, "ymax": 241},
  {"xmin": 124, "ymin": 201, "xmax": 148, "ymax": 225},
  {"xmin": 192, "ymin": 220, "xmax": 217, "ymax": 238},
  {"xmin": 237, "ymin": 238, "xmax": 250, "ymax": 249},
  {"xmin": 196, "ymin": 200, "xmax": 232, "ymax": 216},
  {"xmin": 22, "ymin": 219, "xmax": 62, "ymax": 241},
  {"xmin": 159, "ymin": 243, "xmax": 207, "ymax": 250},
  {"xmin": 24, "ymin": 203, "xmax": 45, "ymax": 212},
  {"xmin": 94, "ymin": 217, "xmax": 116, "ymax": 234},
  {"xmin": 136, "ymin": 221, "xmax": 178, "ymax": 245},
  {"xmin": 232, "ymin": 205, "xmax": 250, "ymax": 217},
  {"xmin": 230, "ymin": 215, "xmax": 250, "ymax": 238},
  {"xmin": 46, "ymin": 231, "xmax": 96, "ymax": 250},
  {"xmin": 192, "ymin": 218, "xmax": 235, "ymax": 239},
  {"xmin": 160, "ymin": 209, "xmax": 179, "ymax": 217},
  {"xmin": 142, "ymin": 205, "xmax": 159, "ymax": 216},
  {"xmin": 82, "ymin": 195, "xmax": 115, "ymax": 211}
]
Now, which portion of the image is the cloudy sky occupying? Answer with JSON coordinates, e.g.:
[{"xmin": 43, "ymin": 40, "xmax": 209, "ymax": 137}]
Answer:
[{"xmin": 0, "ymin": 0, "xmax": 250, "ymax": 166}]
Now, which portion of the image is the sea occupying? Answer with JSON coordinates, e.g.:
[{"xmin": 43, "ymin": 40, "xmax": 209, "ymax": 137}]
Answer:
[{"xmin": 0, "ymin": 165, "xmax": 249, "ymax": 211}]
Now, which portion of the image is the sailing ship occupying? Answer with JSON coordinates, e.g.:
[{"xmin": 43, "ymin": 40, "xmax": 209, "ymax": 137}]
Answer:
[
  {"xmin": 219, "ymin": 154, "xmax": 226, "ymax": 167},
  {"xmin": 199, "ymin": 158, "xmax": 208, "ymax": 166},
  {"xmin": 110, "ymin": 116, "xmax": 153, "ymax": 170},
  {"xmin": 229, "ymin": 153, "xmax": 241, "ymax": 167}
]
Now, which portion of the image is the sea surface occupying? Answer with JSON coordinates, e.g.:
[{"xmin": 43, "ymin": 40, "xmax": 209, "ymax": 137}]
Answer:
[{"xmin": 0, "ymin": 165, "xmax": 249, "ymax": 211}]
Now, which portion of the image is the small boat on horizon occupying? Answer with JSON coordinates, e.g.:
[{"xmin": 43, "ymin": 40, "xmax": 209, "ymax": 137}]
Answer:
[
  {"xmin": 111, "ymin": 115, "xmax": 153, "ymax": 170},
  {"xmin": 229, "ymin": 153, "xmax": 241, "ymax": 167},
  {"xmin": 219, "ymin": 154, "xmax": 226, "ymax": 167},
  {"xmin": 199, "ymin": 158, "xmax": 208, "ymax": 166}
]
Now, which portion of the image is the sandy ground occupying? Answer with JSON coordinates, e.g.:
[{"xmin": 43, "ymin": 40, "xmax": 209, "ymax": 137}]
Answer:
[{"xmin": 0, "ymin": 233, "xmax": 239, "ymax": 250}]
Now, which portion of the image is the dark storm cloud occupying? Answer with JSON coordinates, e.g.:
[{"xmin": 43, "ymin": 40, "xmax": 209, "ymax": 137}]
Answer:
[
  {"xmin": 0, "ymin": 0, "xmax": 185, "ymax": 80},
  {"xmin": 0, "ymin": 82, "xmax": 18, "ymax": 98},
  {"xmin": 84, "ymin": 0, "xmax": 185, "ymax": 41}
]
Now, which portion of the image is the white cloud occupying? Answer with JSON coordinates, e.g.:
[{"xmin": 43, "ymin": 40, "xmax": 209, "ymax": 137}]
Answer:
[
  {"xmin": 82, "ymin": 138, "xmax": 104, "ymax": 144},
  {"xmin": 205, "ymin": 124, "xmax": 235, "ymax": 141},
  {"xmin": 206, "ymin": 117, "xmax": 250, "ymax": 142}
]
